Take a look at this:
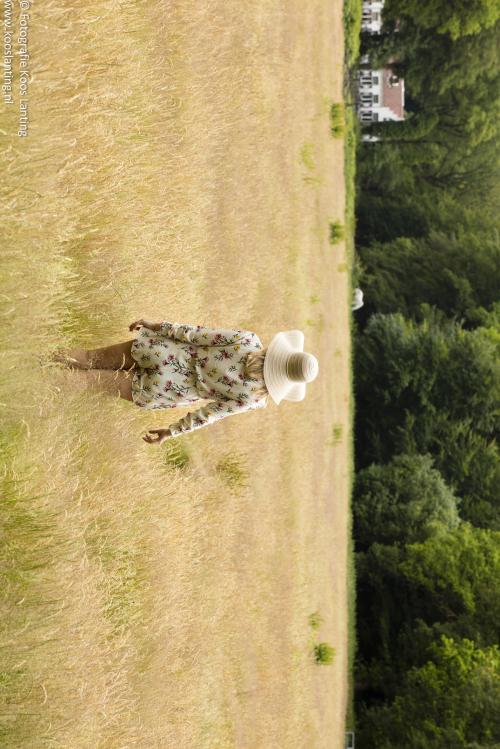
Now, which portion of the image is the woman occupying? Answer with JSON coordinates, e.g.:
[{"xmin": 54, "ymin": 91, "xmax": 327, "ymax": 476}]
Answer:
[{"xmin": 51, "ymin": 319, "xmax": 319, "ymax": 444}]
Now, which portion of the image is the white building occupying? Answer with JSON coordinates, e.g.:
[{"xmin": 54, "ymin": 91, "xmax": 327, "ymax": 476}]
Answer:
[
  {"xmin": 358, "ymin": 2, "xmax": 405, "ymax": 132},
  {"xmin": 361, "ymin": 0, "xmax": 384, "ymax": 34},
  {"xmin": 357, "ymin": 67, "xmax": 405, "ymax": 124}
]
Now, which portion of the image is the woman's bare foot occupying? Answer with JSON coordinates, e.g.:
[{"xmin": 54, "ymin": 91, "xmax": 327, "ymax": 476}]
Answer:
[
  {"xmin": 47, "ymin": 341, "xmax": 136, "ymax": 370},
  {"xmin": 83, "ymin": 369, "xmax": 135, "ymax": 401},
  {"xmin": 48, "ymin": 348, "xmax": 89, "ymax": 369}
]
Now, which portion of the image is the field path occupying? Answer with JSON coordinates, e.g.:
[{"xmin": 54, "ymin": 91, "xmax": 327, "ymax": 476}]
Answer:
[{"xmin": 139, "ymin": 4, "xmax": 350, "ymax": 743}]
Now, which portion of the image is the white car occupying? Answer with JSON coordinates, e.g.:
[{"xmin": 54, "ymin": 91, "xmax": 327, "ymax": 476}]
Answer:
[{"xmin": 352, "ymin": 288, "xmax": 364, "ymax": 311}]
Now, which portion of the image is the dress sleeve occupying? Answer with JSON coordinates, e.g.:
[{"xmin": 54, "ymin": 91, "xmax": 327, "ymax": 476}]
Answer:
[
  {"xmin": 158, "ymin": 322, "xmax": 257, "ymax": 347},
  {"xmin": 166, "ymin": 397, "xmax": 266, "ymax": 438}
]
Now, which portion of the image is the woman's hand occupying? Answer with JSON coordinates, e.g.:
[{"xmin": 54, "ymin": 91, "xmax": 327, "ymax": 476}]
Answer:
[
  {"xmin": 143, "ymin": 428, "xmax": 171, "ymax": 445},
  {"xmin": 129, "ymin": 319, "xmax": 161, "ymax": 332}
]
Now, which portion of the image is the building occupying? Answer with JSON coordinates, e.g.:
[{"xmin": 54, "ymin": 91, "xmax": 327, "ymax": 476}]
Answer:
[
  {"xmin": 358, "ymin": 1, "xmax": 405, "ymax": 131},
  {"xmin": 357, "ymin": 65, "xmax": 405, "ymax": 124},
  {"xmin": 361, "ymin": 0, "xmax": 384, "ymax": 34}
]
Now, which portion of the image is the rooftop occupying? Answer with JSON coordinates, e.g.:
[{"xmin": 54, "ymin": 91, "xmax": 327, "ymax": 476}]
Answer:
[{"xmin": 382, "ymin": 69, "xmax": 405, "ymax": 119}]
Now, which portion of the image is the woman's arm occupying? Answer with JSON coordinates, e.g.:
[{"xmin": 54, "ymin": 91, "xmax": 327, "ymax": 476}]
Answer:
[
  {"xmin": 143, "ymin": 397, "xmax": 266, "ymax": 443},
  {"xmin": 158, "ymin": 322, "xmax": 259, "ymax": 348}
]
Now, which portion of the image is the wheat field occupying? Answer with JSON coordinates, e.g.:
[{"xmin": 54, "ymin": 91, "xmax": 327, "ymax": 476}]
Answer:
[{"xmin": 0, "ymin": 1, "xmax": 351, "ymax": 747}]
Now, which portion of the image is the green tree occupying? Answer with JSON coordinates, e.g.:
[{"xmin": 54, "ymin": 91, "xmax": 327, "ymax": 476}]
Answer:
[
  {"xmin": 400, "ymin": 524, "xmax": 500, "ymax": 645},
  {"xmin": 355, "ymin": 313, "xmax": 500, "ymax": 468},
  {"xmin": 366, "ymin": 20, "xmax": 500, "ymax": 98},
  {"xmin": 358, "ymin": 21, "xmax": 500, "ymax": 212},
  {"xmin": 354, "ymin": 11, "xmax": 500, "ymax": 739},
  {"xmin": 358, "ymin": 230, "xmax": 500, "ymax": 326},
  {"xmin": 358, "ymin": 635, "xmax": 500, "ymax": 748},
  {"xmin": 356, "ymin": 525, "xmax": 500, "ymax": 671},
  {"xmin": 353, "ymin": 454, "xmax": 459, "ymax": 548},
  {"xmin": 385, "ymin": 0, "xmax": 500, "ymax": 39},
  {"xmin": 431, "ymin": 421, "xmax": 500, "ymax": 530}
]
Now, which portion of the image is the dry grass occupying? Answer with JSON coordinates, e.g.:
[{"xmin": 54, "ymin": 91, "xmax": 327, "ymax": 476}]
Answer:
[{"xmin": 0, "ymin": 1, "xmax": 351, "ymax": 747}]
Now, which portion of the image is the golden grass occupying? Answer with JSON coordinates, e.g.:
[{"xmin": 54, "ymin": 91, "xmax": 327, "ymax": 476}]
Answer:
[{"xmin": 0, "ymin": 1, "xmax": 351, "ymax": 746}]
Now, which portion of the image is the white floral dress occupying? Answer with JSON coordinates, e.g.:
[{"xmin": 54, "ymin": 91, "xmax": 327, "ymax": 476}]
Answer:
[{"xmin": 130, "ymin": 322, "xmax": 267, "ymax": 437}]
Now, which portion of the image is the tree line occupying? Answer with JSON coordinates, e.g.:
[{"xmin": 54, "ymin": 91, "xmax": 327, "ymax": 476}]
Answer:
[{"xmin": 353, "ymin": 1, "xmax": 500, "ymax": 745}]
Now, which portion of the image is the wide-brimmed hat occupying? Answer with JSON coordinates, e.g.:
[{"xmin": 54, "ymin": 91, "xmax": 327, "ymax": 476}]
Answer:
[{"xmin": 263, "ymin": 330, "xmax": 319, "ymax": 405}]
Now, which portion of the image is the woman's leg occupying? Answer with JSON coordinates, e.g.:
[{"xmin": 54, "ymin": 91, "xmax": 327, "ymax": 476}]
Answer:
[
  {"xmin": 82, "ymin": 369, "xmax": 135, "ymax": 402},
  {"xmin": 54, "ymin": 340, "xmax": 137, "ymax": 371}
]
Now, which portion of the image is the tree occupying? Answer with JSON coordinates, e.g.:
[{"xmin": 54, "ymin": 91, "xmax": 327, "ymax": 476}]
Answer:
[
  {"xmin": 401, "ymin": 524, "xmax": 500, "ymax": 646},
  {"xmin": 358, "ymin": 230, "xmax": 500, "ymax": 326},
  {"xmin": 355, "ymin": 525, "xmax": 500, "ymax": 718},
  {"xmin": 385, "ymin": 0, "xmax": 500, "ymax": 40},
  {"xmin": 356, "ymin": 524, "xmax": 500, "ymax": 670},
  {"xmin": 353, "ymin": 454, "xmax": 459, "ymax": 549},
  {"xmin": 357, "ymin": 20, "xmax": 500, "ymax": 215},
  {"xmin": 354, "ymin": 313, "xmax": 500, "ymax": 469},
  {"xmin": 431, "ymin": 421, "xmax": 500, "ymax": 530},
  {"xmin": 369, "ymin": 21, "xmax": 500, "ymax": 97},
  {"xmin": 354, "ymin": 11, "xmax": 500, "ymax": 741},
  {"xmin": 358, "ymin": 635, "xmax": 500, "ymax": 748}
]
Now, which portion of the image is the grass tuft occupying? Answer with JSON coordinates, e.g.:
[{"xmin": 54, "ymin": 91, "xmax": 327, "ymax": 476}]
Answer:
[
  {"xmin": 215, "ymin": 452, "xmax": 248, "ymax": 491},
  {"xmin": 314, "ymin": 642, "xmax": 336, "ymax": 665},
  {"xmin": 308, "ymin": 611, "xmax": 323, "ymax": 630},
  {"xmin": 329, "ymin": 221, "xmax": 345, "ymax": 244},
  {"xmin": 329, "ymin": 103, "xmax": 345, "ymax": 138},
  {"xmin": 299, "ymin": 142, "xmax": 316, "ymax": 171},
  {"xmin": 326, "ymin": 422, "xmax": 344, "ymax": 448},
  {"xmin": 162, "ymin": 440, "xmax": 190, "ymax": 470}
]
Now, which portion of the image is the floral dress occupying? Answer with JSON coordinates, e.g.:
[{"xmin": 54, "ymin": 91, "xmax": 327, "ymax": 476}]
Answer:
[{"xmin": 130, "ymin": 322, "xmax": 267, "ymax": 437}]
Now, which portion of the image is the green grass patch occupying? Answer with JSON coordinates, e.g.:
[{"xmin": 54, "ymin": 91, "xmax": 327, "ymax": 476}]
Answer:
[
  {"xmin": 343, "ymin": 100, "xmax": 359, "ymax": 734},
  {"xmin": 351, "ymin": 252, "xmax": 365, "ymax": 289},
  {"xmin": 299, "ymin": 142, "xmax": 316, "ymax": 171},
  {"xmin": 342, "ymin": 0, "xmax": 361, "ymax": 729},
  {"xmin": 314, "ymin": 642, "xmax": 336, "ymax": 665},
  {"xmin": 309, "ymin": 613, "xmax": 336, "ymax": 668},
  {"xmin": 215, "ymin": 452, "xmax": 248, "ymax": 491},
  {"xmin": 343, "ymin": 0, "xmax": 362, "ymax": 70},
  {"xmin": 304, "ymin": 314, "xmax": 325, "ymax": 332},
  {"xmin": 0, "ymin": 426, "xmax": 58, "ymax": 745},
  {"xmin": 329, "ymin": 103, "xmax": 345, "ymax": 138},
  {"xmin": 308, "ymin": 611, "xmax": 323, "ymax": 630},
  {"xmin": 328, "ymin": 423, "xmax": 344, "ymax": 447},
  {"xmin": 329, "ymin": 221, "xmax": 345, "ymax": 244},
  {"xmin": 302, "ymin": 174, "xmax": 323, "ymax": 186},
  {"xmin": 345, "ymin": 530, "xmax": 357, "ymax": 730},
  {"xmin": 343, "ymin": 105, "xmax": 360, "ymax": 273},
  {"xmin": 162, "ymin": 439, "xmax": 190, "ymax": 470}
]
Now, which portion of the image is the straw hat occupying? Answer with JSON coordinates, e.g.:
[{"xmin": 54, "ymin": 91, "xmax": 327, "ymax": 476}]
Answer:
[{"xmin": 263, "ymin": 330, "xmax": 319, "ymax": 405}]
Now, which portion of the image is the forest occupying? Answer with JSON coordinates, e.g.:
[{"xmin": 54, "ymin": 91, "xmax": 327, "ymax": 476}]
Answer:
[{"xmin": 353, "ymin": 0, "xmax": 500, "ymax": 746}]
